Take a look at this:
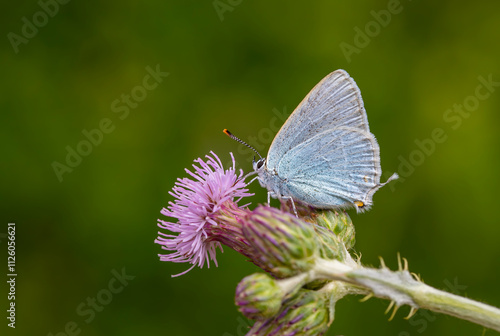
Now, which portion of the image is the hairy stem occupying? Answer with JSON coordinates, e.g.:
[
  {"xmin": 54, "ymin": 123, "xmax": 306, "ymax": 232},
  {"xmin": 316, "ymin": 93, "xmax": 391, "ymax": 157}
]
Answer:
[
  {"xmin": 312, "ymin": 258, "xmax": 500, "ymax": 332},
  {"xmin": 412, "ymin": 284, "xmax": 500, "ymax": 332}
]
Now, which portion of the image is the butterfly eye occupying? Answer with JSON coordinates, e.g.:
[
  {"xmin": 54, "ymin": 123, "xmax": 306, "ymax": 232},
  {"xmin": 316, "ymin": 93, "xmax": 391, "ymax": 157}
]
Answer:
[{"xmin": 256, "ymin": 159, "xmax": 265, "ymax": 169}]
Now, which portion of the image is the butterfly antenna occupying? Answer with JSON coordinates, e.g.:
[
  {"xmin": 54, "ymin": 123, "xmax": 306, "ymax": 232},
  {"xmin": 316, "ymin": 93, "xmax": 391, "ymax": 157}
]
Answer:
[{"xmin": 223, "ymin": 129, "xmax": 263, "ymax": 159}]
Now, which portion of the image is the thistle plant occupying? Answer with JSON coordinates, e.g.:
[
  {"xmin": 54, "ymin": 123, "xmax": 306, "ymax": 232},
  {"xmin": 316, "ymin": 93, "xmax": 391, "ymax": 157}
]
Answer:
[{"xmin": 155, "ymin": 152, "xmax": 500, "ymax": 335}]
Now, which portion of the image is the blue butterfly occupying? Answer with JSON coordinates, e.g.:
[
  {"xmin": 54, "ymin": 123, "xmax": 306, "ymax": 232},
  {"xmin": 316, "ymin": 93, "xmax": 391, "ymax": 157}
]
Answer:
[{"xmin": 226, "ymin": 70, "xmax": 398, "ymax": 213}]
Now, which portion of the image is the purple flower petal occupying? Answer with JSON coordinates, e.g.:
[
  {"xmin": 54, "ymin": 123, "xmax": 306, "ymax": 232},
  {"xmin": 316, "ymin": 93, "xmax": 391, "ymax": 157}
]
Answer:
[{"xmin": 155, "ymin": 152, "xmax": 253, "ymax": 276}]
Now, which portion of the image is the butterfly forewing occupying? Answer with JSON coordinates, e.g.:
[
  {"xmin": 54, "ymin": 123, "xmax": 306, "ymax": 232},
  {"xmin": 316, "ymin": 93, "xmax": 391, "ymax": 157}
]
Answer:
[{"xmin": 266, "ymin": 70, "xmax": 369, "ymax": 170}]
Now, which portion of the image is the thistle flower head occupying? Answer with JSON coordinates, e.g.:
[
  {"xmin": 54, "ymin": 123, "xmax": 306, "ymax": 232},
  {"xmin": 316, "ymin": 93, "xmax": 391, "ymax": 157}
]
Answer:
[
  {"xmin": 155, "ymin": 151, "xmax": 253, "ymax": 276},
  {"xmin": 243, "ymin": 206, "xmax": 320, "ymax": 278}
]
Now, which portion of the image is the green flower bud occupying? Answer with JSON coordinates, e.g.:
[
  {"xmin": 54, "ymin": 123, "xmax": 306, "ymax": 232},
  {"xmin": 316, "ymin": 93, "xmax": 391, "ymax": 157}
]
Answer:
[
  {"xmin": 242, "ymin": 206, "xmax": 319, "ymax": 278},
  {"xmin": 310, "ymin": 210, "xmax": 356, "ymax": 263},
  {"xmin": 314, "ymin": 225, "xmax": 346, "ymax": 262},
  {"xmin": 315, "ymin": 210, "xmax": 355, "ymax": 250},
  {"xmin": 235, "ymin": 273, "xmax": 283, "ymax": 320},
  {"xmin": 250, "ymin": 289, "xmax": 331, "ymax": 336}
]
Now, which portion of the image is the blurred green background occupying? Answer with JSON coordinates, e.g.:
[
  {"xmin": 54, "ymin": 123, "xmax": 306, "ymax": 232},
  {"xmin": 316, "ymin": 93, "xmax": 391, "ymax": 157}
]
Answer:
[{"xmin": 1, "ymin": 0, "xmax": 499, "ymax": 335}]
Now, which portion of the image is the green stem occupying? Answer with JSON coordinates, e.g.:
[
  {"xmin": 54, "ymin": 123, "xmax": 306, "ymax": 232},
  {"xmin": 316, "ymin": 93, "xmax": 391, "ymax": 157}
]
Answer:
[
  {"xmin": 312, "ymin": 258, "xmax": 500, "ymax": 332},
  {"xmin": 412, "ymin": 283, "xmax": 500, "ymax": 332}
]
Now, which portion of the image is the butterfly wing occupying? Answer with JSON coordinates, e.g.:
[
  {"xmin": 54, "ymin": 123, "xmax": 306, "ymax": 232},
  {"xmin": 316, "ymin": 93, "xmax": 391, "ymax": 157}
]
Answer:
[
  {"xmin": 266, "ymin": 70, "xmax": 369, "ymax": 170},
  {"xmin": 275, "ymin": 126, "xmax": 395, "ymax": 210}
]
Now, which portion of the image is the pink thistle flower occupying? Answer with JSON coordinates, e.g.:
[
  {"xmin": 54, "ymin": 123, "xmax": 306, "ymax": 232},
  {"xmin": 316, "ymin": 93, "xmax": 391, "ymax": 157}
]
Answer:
[{"xmin": 155, "ymin": 151, "xmax": 253, "ymax": 277}]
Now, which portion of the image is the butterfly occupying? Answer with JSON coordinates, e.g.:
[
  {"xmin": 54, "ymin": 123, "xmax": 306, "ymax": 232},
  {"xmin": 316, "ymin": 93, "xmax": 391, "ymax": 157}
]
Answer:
[{"xmin": 225, "ymin": 70, "xmax": 398, "ymax": 214}]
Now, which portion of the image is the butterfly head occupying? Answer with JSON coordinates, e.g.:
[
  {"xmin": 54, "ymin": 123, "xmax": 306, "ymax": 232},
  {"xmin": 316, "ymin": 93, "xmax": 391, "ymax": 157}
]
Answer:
[{"xmin": 252, "ymin": 157, "xmax": 266, "ymax": 173}]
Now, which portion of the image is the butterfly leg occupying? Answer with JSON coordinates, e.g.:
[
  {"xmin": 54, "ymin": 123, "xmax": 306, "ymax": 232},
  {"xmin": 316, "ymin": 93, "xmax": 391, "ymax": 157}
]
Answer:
[
  {"xmin": 247, "ymin": 175, "xmax": 259, "ymax": 185},
  {"xmin": 267, "ymin": 191, "xmax": 273, "ymax": 206},
  {"xmin": 280, "ymin": 195, "xmax": 298, "ymax": 217},
  {"xmin": 266, "ymin": 190, "xmax": 280, "ymax": 207},
  {"xmin": 267, "ymin": 192, "xmax": 298, "ymax": 217}
]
